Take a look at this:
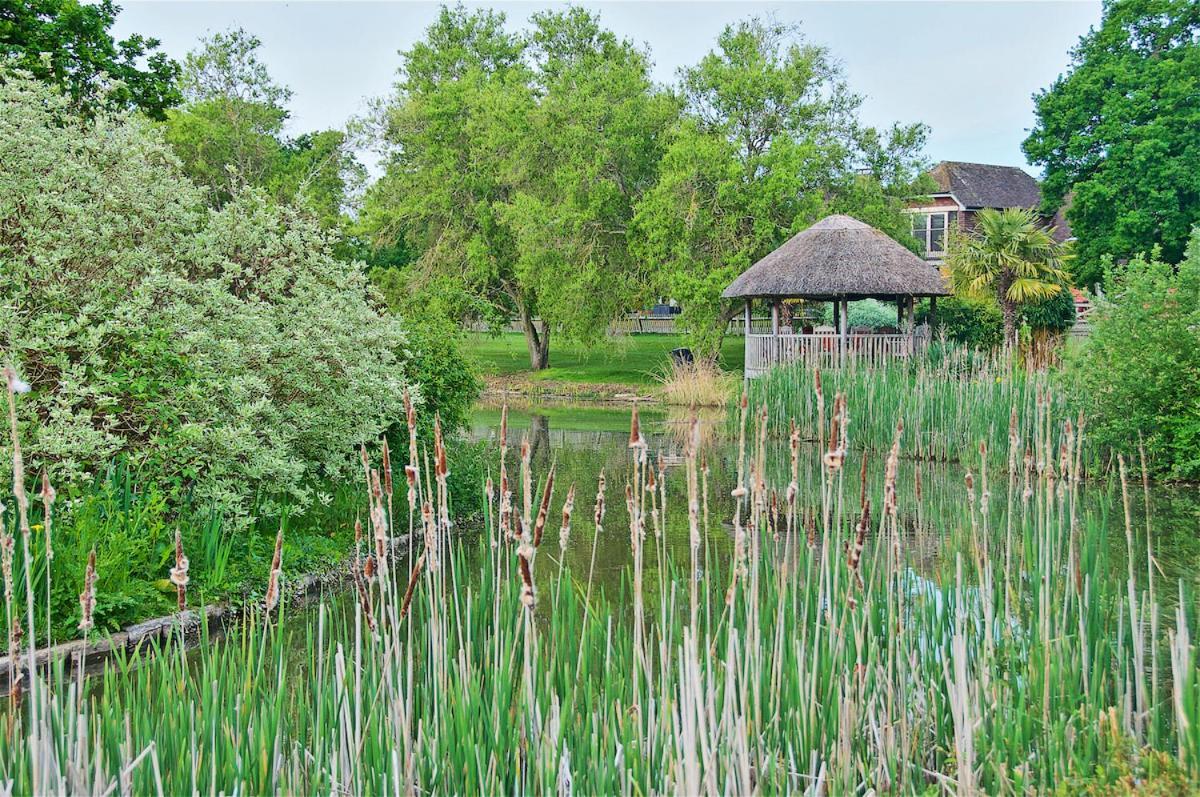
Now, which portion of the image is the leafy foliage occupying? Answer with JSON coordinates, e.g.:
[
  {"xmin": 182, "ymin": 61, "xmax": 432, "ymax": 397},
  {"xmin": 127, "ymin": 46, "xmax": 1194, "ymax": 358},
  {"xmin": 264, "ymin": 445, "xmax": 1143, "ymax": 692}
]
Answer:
[
  {"xmin": 0, "ymin": 0, "xmax": 181, "ymax": 118},
  {"xmin": 1023, "ymin": 0, "xmax": 1200, "ymax": 284},
  {"xmin": 364, "ymin": 7, "xmax": 672, "ymax": 370},
  {"xmin": 164, "ymin": 28, "xmax": 362, "ymax": 224},
  {"xmin": 0, "ymin": 73, "xmax": 413, "ymax": 521},
  {"xmin": 631, "ymin": 18, "xmax": 930, "ymax": 358},
  {"xmin": 946, "ymin": 208, "xmax": 1069, "ymax": 346},
  {"xmin": 1065, "ymin": 229, "xmax": 1200, "ymax": 480}
]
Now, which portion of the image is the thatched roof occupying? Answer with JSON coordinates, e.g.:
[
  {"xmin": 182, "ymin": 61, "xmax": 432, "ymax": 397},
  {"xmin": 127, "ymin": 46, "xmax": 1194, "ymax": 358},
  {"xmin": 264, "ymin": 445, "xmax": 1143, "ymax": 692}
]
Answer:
[{"xmin": 722, "ymin": 215, "xmax": 949, "ymax": 300}]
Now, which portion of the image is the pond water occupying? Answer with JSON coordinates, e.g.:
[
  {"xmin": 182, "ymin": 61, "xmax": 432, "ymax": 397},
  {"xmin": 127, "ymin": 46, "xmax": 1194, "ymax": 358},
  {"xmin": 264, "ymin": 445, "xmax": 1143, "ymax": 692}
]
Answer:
[{"xmin": 464, "ymin": 398, "xmax": 1200, "ymax": 606}]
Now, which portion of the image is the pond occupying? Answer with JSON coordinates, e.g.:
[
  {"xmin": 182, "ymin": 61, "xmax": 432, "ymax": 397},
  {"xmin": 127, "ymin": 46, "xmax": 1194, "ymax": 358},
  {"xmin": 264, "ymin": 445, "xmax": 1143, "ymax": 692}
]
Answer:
[{"xmin": 464, "ymin": 398, "xmax": 1200, "ymax": 608}]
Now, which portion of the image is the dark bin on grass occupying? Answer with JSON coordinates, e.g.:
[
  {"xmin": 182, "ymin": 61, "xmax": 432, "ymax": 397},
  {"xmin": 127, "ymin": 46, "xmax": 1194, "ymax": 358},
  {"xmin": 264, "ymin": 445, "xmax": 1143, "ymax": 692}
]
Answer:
[{"xmin": 670, "ymin": 347, "xmax": 693, "ymax": 366}]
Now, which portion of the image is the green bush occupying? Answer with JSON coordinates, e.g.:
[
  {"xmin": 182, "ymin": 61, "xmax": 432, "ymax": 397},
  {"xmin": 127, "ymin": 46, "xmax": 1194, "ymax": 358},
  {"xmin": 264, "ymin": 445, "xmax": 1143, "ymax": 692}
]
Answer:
[
  {"xmin": 1065, "ymin": 230, "xmax": 1200, "ymax": 480},
  {"xmin": 1020, "ymin": 287, "xmax": 1076, "ymax": 333},
  {"xmin": 820, "ymin": 299, "xmax": 900, "ymax": 330},
  {"xmin": 919, "ymin": 296, "xmax": 1004, "ymax": 349},
  {"xmin": 919, "ymin": 289, "xmax": 1075, "ymax": 349},
  {"xmin": 0, "ymin": 72, "xmax": 435, "ymax": 521}
]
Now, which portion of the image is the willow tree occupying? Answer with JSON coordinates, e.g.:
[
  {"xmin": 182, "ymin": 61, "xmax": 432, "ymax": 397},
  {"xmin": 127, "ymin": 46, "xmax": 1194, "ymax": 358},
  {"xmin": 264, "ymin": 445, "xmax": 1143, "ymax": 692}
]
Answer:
[
  {"xmin": 364, "ymin": 7, "xmax": 673, "ymax": 369},
  {"xmin": 945, "ymin": 208, "xmax": 1070, "ymax": 347},
  {"xmin": 631, "ymin": 17, "xmax": 928, "ymax": 359}
]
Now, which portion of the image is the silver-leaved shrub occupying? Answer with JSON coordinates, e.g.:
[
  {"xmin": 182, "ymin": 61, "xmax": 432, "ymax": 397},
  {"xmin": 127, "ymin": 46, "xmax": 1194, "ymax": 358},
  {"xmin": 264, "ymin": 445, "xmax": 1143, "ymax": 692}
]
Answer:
[{"xmin": 0, "ymin": 73, "xmax": 412, "ymax": 521}]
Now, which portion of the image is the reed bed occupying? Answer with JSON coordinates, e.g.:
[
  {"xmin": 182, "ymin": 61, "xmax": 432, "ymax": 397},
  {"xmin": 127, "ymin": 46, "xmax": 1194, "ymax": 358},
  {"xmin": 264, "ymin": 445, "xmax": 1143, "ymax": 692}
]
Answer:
[
  {"xmin": 745, "ymin": 348, "xmax": 1074, "ymax": 471},
  {"xmin": 0, "ymin": 371, "xmax": 1197, "ymax": 794}
]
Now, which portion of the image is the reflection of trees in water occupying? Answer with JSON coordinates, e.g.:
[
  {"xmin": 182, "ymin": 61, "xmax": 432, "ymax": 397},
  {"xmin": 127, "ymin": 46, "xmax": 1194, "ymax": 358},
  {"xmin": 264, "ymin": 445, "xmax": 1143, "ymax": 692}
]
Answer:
[{"xmin": 528, "ymin": 413, "xmax": 550, "ymax": 466}]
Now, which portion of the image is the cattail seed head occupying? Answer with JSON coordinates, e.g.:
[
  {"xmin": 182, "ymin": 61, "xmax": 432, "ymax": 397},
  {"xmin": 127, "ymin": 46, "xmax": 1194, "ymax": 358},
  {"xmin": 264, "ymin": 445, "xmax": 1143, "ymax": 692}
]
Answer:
[
  {"xmin": 264, "ymin": 527, "xmax": 284, "ymax": 615},
  {"xmin": 78, "ymin": 548, "xmax": 97, "ymax": 633}
]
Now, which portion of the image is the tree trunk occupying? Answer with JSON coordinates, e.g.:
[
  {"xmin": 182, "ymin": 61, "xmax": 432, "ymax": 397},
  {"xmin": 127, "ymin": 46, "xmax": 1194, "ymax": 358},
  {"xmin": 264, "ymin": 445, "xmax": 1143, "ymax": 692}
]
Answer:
[
  {"xmin": 520, "ymin": 305, "xmax": 550, "ymax": 370},
  {"xmin": 1000, "ymin": 298, "xmax": 1018, "ymax": 350}
]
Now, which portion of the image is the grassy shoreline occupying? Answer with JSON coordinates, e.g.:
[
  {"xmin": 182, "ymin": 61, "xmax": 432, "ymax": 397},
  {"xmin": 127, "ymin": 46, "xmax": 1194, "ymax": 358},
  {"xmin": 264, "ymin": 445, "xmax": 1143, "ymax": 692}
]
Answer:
[{"xmin": 468, "ymin": 332, "xmax": 745, "ymax": 395}]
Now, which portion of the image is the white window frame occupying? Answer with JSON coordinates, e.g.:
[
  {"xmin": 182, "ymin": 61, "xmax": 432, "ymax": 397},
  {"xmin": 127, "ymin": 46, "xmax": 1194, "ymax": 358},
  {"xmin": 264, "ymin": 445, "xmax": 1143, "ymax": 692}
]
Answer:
[{"xmin": 908, "ymin": 208, "xmax": 957, "ymax": 255}]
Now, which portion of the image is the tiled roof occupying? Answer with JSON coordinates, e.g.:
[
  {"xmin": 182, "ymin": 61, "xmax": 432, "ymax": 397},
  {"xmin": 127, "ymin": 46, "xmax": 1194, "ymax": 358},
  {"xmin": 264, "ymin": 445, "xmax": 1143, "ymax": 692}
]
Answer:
[{"xmin": 929, "ymin": 161, "xmax": 1044, "ymax": 210}]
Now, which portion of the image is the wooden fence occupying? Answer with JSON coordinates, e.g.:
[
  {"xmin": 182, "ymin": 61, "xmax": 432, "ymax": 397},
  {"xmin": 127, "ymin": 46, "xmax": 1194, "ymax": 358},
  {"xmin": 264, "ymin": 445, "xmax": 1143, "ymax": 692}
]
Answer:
[
  {"xmin": 744, "ymin": 332, "xmax": 926, "ymax": 377},
  {"xmin": 468, "ymin": 315, "xmax": 775, "ymax": 336}
]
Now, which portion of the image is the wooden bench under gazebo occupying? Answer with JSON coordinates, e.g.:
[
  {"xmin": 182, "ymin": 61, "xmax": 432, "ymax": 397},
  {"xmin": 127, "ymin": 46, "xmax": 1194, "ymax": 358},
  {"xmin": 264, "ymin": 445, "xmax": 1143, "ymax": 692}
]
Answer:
[{"xmin": 723, "ymin": 214, "xmax": 950, "ymax": 377}]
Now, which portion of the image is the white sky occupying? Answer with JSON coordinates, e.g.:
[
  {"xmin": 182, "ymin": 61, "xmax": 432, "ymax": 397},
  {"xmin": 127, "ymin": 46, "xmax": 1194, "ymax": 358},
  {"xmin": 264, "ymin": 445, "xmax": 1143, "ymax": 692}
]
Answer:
[{"xmin": 112, "ymin": 1, "xmax": 1103, "ymax": 176}]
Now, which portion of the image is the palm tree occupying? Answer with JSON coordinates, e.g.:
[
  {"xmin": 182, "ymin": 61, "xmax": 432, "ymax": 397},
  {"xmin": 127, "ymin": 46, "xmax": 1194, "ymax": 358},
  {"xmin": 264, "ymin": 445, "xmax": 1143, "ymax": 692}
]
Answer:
[{"xmin": 945, "ymin": 207, "xmax": 1069, "ymax": 347}]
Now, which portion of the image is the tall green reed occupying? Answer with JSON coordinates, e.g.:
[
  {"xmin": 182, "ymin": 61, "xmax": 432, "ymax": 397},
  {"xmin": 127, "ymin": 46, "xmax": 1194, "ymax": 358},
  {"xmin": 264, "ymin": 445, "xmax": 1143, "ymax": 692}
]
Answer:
[{"xmin": 0, "ymin": 371, "xmax": 1197, "ymax": 794}]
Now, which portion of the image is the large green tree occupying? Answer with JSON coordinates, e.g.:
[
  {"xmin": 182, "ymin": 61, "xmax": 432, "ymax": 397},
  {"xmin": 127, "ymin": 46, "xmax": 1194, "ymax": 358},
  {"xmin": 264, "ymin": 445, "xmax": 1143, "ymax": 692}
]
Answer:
[
  {"xmin": 631, "ymin": 18, "xmax": 929, "ymax": 357},
  {"xmin": 1023, "ymin": 0, "xmax": 1200, "ymax": 285},
  {"xmin": 164, "ymin": 28, "xmax": 360, "ymax": 224},
  {"xmin": 0, "ymin": 0, "xmax": 180, "ymax": 118},
  {"xmin": 363, "ymin": 7, "xmax": 673, "ymax": 369}
]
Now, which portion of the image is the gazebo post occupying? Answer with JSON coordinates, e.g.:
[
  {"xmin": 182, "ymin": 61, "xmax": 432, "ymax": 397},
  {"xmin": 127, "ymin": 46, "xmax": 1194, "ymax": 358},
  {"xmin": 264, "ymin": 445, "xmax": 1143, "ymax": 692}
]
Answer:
[
  {"xmin": 771, "ymin": 300, "xmax": 780, "ymax": 336},
  {"xmin": 743, "ymin": 298, "xmax": 752, "ymax": 376},
  {"xmin": 838, "ymin": 297, "xmax": 848, "ymax": 365}
]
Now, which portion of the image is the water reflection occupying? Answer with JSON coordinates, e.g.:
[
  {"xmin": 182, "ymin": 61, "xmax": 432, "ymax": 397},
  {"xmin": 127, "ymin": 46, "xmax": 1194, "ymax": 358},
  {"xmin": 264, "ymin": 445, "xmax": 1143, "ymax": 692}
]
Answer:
[{"xmin": 468, "ymin": 399, "xmax": 1200, "ymax": 609}]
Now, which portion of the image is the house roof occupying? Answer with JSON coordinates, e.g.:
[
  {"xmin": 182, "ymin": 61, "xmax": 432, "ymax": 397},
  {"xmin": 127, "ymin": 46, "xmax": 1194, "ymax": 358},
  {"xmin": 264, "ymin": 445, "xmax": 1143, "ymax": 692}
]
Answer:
[
  {"xmin": 929, "ymin": 161, "xmax": 1043, "ymax": 210},
  {"xmin": 722, "ymin": 215, "xmax": 949, "ymax": 301}
]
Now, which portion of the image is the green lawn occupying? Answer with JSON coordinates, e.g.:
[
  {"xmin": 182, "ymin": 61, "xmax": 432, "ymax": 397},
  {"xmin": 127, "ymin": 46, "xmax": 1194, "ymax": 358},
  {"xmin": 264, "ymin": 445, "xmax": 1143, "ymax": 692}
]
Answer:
[{"xmin": 467, "ymin": 333, "xmax": 744, "ymax": 386}]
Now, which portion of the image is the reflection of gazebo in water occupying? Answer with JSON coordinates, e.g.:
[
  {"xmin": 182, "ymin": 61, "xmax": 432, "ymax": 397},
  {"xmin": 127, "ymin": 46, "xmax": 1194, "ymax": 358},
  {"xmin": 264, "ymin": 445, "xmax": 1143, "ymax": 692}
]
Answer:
[{"xmin": 723, "ymin": 215, "xmax": 950, "ymax": 377}]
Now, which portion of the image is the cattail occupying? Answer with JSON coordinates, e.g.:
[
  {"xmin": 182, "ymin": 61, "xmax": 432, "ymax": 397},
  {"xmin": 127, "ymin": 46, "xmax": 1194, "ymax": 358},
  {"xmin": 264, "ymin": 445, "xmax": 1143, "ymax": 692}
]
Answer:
[
  {"xmin": 352, "ymin": 555, "xmax": 376, "ymax": 633},
  {"xmin": 370, "ymin": 469, "xmax": 389, "ymax": 570},
  {"xmin": 517, "ymin": 552, "xmax": 535, "ymax": 609},
  {"xmin": 403, "ymin": 389, "xmax": 418, "ymax": 461},
  {"xmin": 628, "ymin": 403, "xmax": 646, "ymax": 452},
  {"xmin": 593, "ymin": 470, "xmax": 607, "ymax": 531},
  {"xmin": 823, "ymin": 393, "xmax": 848, "ymax": 472},
  {"xmin": 847, "ymin": 500, "xmax": 871, "ymax": 575},
  {"xmin": 434, "ymin": 415, "xmax": 448, "ymax": 481},
  {"xmin": 559, "ymin": 485, "xmax": 576, "ymax": 553},
  {"xmin": 381, "ymin": 437, "xmax": 393, "ymax": 500},
  {"xmin": 805, "ymin": 507, "xmax": 817, "ymax": 548},
  {"xmin": 499, "ymin": 403, "xmax": 509, "ymax": 452},
  {"xmin": 405, "ymin": 464, "xmax": 418, "ymax": 511},
  {"xmin": 532, "ymin": 466, "xmax": 556, "ymax": 549},
  {"xmin": 883, "ymin": 420, "xmax": 903, "ymax": 516},
  {"xmin": 500, "ymin": 463, "xmax": 515, "ymax": 541},
  {"xmin": 515, "ymin": 514, "xmax": 536, "ymax": 609},
  {"xmin": 520, "ymin": 438, "xmax": 532, "ymax": 532},
  {"xmin": 264, "ymin": 526, "xmax": 284, "ymax": 616},
  {"xmin": 1022, "ymin": 447, "xmax": 1034, "ymax": 501},
  {"xmin": 39, "ymin": 472, "xmax": 53, "ymax": 563},
  {"xmin": 78, "ymin": 548, "xmax": 97, "ymax": 633},
  {"xmin": 169, "ymin": 529, "xmax": 189, "ymax": 612},
  {"xmin": 398, "ymin": 554, "xmax": 426, "ymax": 621},
  {"xmin": 978, "ymin": 440, "xmax": 990, "ymax": 513}
]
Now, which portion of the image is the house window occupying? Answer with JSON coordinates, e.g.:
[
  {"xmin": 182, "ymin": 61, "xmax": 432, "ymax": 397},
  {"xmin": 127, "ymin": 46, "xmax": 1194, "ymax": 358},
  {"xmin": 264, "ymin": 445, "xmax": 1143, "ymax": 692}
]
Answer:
[{"xmin": 910, "ymin": 211, "xmax": 952, "ymax": 254}]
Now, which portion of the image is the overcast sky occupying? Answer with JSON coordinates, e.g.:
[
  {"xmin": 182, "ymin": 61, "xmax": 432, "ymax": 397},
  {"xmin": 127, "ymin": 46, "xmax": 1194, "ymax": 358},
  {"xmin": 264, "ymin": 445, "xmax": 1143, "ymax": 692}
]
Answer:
[{"xmin": 112, "ymin": 1, "xmax": 1103, "ymax": 176}]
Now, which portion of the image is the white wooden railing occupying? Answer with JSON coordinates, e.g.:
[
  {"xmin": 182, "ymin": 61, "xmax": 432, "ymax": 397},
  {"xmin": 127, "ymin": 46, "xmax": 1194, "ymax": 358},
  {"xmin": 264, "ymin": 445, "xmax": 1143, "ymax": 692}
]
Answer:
[
  {"xmin": 745, "ymin": 332, "xmax": 926, "ymax": 377},
  {"xmin": 469, "ymin": 314, "xmax": 777, "ymax": 336}
]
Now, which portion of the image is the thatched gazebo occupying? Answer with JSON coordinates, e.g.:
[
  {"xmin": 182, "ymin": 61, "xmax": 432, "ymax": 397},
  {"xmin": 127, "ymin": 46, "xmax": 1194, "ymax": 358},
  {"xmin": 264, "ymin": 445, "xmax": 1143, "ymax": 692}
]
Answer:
[{"xmin": 723, "ymin": 214, "xmax": 950, "ymax": 376}]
